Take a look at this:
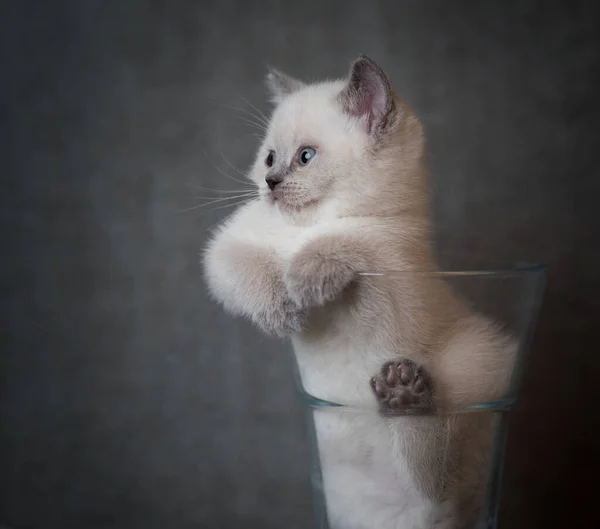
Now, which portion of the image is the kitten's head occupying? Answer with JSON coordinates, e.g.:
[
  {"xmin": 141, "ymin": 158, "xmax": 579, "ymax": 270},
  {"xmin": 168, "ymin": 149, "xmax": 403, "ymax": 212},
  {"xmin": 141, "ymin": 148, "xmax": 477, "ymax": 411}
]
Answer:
[{"xmin": 249, "ymin": 55, "xmax": 426, "ymax": 220}]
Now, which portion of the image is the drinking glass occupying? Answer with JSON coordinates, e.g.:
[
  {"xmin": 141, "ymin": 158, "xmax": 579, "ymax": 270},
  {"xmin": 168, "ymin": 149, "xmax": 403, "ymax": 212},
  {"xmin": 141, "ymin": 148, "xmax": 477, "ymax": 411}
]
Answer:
[{"xmin": 292, "ymin": 260, "xmax": 546, "ymax": 529}]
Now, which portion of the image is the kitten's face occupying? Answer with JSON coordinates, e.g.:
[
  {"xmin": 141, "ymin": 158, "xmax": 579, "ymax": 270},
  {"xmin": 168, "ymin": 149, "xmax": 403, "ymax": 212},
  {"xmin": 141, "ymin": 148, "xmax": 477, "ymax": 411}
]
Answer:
[
  {"xmin": 249, "ymin": 81, "xmax": 367, "ymax": 212},
  {"xmin": 246, "ymin": 56, "xmax": 422, "ymax": 218}
]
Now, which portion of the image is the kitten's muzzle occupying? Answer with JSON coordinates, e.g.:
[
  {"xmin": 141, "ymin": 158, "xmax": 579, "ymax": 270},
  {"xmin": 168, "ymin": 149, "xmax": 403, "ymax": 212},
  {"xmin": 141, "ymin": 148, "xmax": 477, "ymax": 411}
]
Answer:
[{"xmin": 266, "ymin": 173, "xmax": 284, "ymax": 191}]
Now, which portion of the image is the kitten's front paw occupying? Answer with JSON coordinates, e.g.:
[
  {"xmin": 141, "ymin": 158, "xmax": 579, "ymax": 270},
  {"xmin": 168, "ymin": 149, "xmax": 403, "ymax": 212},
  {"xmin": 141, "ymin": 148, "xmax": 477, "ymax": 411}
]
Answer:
[
  {"xmin": 254, "ymin": 298, "xmax": 307, "ymax": 337},
  {"xmin": 371, "ymin": 359, "xmax": 434, "ymax": 412},
  {"xmin": 284, "ymin": 250, "xmax": 355, "ymax": 308}
]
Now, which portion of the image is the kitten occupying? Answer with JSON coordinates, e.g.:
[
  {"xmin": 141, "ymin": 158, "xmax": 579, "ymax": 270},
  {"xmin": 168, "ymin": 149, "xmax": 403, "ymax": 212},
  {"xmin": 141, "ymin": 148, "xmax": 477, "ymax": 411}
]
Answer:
[{"xmin": 203, "ymin": 56, "xmax": 516, "ymax": 529}]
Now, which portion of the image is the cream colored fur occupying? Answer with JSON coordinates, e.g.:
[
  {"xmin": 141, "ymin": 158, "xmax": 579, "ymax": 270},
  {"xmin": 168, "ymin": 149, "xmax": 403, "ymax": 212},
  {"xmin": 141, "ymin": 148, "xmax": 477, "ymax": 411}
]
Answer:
[{"xmin": 203, "ymin": 56, "xmax": 516, "ymax": 529}]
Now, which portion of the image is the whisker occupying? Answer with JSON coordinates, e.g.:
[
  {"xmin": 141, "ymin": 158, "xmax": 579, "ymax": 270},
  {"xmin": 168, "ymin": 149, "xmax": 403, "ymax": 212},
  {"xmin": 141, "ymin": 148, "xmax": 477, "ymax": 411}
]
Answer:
[
  {"xmin": 177, "ymin": 194, "xmax": 256, "ymax": 212},
  {"xmin": 209, "ymin": 198, "xmax": 255, "ymax": 212},
  {"xmin": 236, "ymin": 116, "xmax": 268, "ymax": 132},
  {"xmin": 209, "ymin": 101, "xmax": 268, "ymax": 131},
  {"xmin": 185, "ymin": 183, "xmax": 255, "ymax": 194},
  {"xmin": 192, "ymin": 192, "xmax": 257, "ymax": 201},
  {"xmin": 197, "ymin": 147, "xmax": 254, "ymax": 187},
  {"xmin": 212, "ymin": 101, "xmax": 270, "ymax": 128},
  {"xmin": 210, "ymin": 162, "xmax": 252, "ymax": 186},
  {"xmin": 239, "ymin": 97, "xmax": 270, "ymax": 126},
  {"xmin": 218, "ymin": 152, "xmax": 250, "ymax": 178},
  {"xmin": 188, "ymin": 197, "xmax": 256, "ymax": 219}
]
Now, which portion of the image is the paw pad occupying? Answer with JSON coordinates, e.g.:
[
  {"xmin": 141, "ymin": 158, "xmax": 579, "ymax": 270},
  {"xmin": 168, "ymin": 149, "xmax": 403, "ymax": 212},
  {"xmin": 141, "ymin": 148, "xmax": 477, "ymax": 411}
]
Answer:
[{"xmin": 370, "ymin": 358, "xmax": 433, "ymax": 410}]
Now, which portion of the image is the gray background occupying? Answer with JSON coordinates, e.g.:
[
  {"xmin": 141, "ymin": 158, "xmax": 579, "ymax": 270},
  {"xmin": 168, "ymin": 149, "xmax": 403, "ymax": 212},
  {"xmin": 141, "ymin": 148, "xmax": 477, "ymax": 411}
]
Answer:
[{"xmin": 1, "ymin": 1, "xmax": 599, "ymax": 528}]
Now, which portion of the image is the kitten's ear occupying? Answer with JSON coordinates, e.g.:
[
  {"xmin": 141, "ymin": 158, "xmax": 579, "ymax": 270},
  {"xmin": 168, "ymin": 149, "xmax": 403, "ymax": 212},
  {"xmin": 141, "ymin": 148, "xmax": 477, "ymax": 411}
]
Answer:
[
  {"xmin": 339, "ymin": 55, "xmax": 396, "ymax": 135},
  {"xmin": 265, "ymin": 67, "xmax": 306, "ymax": 104}
]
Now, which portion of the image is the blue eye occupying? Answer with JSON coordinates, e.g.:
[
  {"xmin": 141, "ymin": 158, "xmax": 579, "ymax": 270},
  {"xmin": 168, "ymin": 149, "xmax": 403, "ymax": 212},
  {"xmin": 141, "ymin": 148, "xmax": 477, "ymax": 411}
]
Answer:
[{"xmin": 298, "ymin": 147, "xmax": 316, "ymax": 166}]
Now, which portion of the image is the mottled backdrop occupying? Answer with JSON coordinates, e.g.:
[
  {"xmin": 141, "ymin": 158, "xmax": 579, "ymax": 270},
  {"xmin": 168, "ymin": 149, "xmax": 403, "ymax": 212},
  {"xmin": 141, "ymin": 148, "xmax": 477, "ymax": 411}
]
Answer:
[{"xmin": 1, "ymin": 1, "xmax": 599, "ymax": 528}]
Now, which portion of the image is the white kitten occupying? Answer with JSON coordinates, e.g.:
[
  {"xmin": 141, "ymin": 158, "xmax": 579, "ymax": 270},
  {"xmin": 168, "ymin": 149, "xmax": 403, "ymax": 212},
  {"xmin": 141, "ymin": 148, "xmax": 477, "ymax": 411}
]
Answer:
[{"xmin": 203, "ymin": 56, "xmax": 515, "ymax": 529}]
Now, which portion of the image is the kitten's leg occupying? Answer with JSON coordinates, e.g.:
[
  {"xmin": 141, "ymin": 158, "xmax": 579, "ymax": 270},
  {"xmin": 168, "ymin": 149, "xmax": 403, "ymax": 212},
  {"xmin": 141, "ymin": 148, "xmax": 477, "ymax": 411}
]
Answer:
[
  {"xmin": 204, "ymin": 237, "xmax": 305, "ymax": 337},
  {"xmin": 284, "ymin": 234, "xmax": 367, "ymax": 308},
  {"xmin": 371, "ymin": 359, "xmax": 449, "ymax": 504},
  {"xmin": 370, "ymin": 358, "xmax": 434, "ymax": 411}
]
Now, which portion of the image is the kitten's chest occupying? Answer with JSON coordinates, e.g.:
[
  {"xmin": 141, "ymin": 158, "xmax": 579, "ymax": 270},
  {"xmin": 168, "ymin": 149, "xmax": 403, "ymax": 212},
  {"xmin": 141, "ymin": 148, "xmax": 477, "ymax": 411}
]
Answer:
[
  {"xmin": 254, "ymin": 218, "xmax": 334, "ymax": 261},
  {"xmin": 236, "ymin": 202, "xmax": 367, "ymax": 260},
  {"xmin": 233, "ymin": 207, "xmax": 305, "ymax": 257},
  {"xmin": 271, "ymin": 227, "xmax": 311, "ymax": 260}
]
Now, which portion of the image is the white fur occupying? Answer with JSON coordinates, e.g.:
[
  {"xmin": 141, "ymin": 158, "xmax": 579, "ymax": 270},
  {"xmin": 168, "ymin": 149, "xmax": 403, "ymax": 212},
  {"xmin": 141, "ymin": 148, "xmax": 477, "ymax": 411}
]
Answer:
[
  {"xmin": 204, "ymin": 60, "xmax": 514, "ymax": 529},
  {"xmin": 206, "ymin": 201, "xmax": 442, "ymax": 528}
]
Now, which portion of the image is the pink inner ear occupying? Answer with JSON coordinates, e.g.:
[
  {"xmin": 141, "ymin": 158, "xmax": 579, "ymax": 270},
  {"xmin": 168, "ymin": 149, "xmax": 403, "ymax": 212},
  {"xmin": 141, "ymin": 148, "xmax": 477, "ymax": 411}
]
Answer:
[{"xmin": 351, "ymin": 77, "xmax": 387, "ymax": 133}]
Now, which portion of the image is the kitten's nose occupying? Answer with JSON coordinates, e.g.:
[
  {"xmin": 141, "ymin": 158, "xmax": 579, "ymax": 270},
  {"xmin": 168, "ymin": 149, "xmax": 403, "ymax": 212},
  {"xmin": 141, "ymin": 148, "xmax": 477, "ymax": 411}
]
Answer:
[{"xmin": 265, "ymin": 174, "xmax": 283, "ymax": 191}]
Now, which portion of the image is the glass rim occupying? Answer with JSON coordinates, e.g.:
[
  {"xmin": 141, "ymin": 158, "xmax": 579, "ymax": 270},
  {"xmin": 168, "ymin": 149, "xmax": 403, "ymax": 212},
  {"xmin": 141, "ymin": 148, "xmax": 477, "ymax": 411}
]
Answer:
[
  {"xmin": 356, "ymin": 262, "xmax": 547, "ymax": 278},
  {"xmin": 297, "ymin": 388, "xmax": 516, "ymax": 415}
]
